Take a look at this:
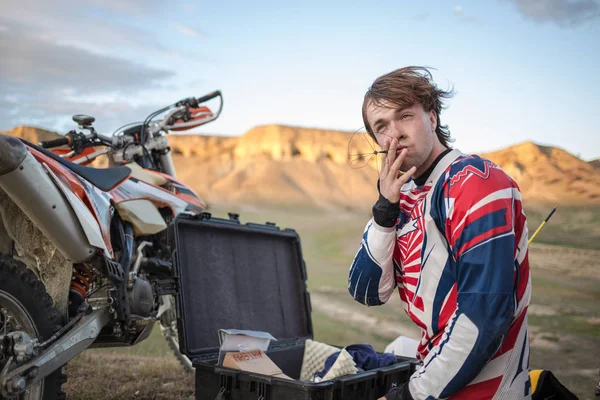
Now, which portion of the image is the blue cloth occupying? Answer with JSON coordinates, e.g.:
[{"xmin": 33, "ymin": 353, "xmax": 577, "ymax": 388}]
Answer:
[{"xmin": 315, "ymin": 344, "xmax": 397, "ymax": 378}]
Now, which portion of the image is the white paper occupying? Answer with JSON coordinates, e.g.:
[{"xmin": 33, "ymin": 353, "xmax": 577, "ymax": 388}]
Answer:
[{"xmin": 217, "ymin": 329, "xmax": 276, "ymax": 365}]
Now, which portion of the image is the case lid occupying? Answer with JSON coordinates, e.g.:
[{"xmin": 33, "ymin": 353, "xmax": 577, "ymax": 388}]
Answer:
[{"xmin": 171, "ymin": 215, "xmax": 313, "ymax": 359}]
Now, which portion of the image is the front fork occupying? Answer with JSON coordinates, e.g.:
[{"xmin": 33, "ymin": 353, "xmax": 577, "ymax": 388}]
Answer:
[
  {"xmin": 0, "ymin": 307, "xmax": 111, "ymax": 398},
  {"xmin": 159, "ymin": 150, "xmax": 176, "ymax": 178}
]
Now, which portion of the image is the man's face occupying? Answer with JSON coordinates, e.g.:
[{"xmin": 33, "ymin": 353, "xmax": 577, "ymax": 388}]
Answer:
[{"xmin": 366, "ymin": 100, "xmax": 438, "ymax": 175}]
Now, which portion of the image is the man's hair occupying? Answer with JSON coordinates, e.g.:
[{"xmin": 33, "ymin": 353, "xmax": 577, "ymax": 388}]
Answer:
[{"xmin": 362, "ymin": 66, "xmax": 454, "ymax": 148}]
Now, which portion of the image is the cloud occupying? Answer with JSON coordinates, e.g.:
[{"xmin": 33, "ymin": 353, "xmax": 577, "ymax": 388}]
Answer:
[
  {"xmin": 0, "ymin": 19, "xmax": 172, "ymax": 94},
  {"xmin": 85, "ymin": 0, "xmax": 166, "ymax": 16},
  {"xmin": 0, "ymin": 0, "xmax": 204, "ymax": 132},
  {"xmin": 0, "ymin": 18, "xmax": 173, "ymax": 133},
  {"xmin": 452, "ymin": 5, "xmax": 478, "ymax": 22},
  {"xmin": 505, "ymin": 0, "xmax": 600, "ymax": 27},
  {"xmin": 173, "ymin": 24, "xmax": 204, "ymax": 37},
  {"xmin": 0, "ymin": 0, "xmax": 167, "ymax": 54},
  {"xmin": 0, "ymin": 92, "xmax": 165, "ymax": 136},
  {"xmin": 0, "ymin": 1, "xmax": 210, "ymax": 133}
]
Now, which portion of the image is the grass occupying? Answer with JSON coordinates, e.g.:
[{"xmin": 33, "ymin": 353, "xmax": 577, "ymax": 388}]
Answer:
[
  {"xmin": 312, "ymin": 310, "xmax": 395, "ymax": 350},
  {"xmin": 64, "ymin": 352, "xmax": 195, "ymax": 400},
  {"xmin": 529, "ymin": 315, "xmax": 600, "ymax": 338},
  {"xmin": 62, "ymin": 204, "xmax": 600, "ymax": 400},
  {"xmin": 524, "ymin": 204, "xmax": 600, "ymax": 249}
]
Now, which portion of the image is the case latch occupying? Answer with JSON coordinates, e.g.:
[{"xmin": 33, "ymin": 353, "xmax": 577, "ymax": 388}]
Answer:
[
  {"xmin": 214, "ymin": 387, "xmax": 227, "ymax": 400},
  {"xmin": 257, "ymin": 382, "xmax": 270, "ymax": 400},
  {"xmin": 227, "ymin": 212, "xmax": 240, "ymax": 222},
  {"xmin": 214, "ymin": 375, "xmax": 233, "ymax": 399}
]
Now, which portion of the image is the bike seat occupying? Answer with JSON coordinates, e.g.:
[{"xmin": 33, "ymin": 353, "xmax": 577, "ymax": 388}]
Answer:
[{"xmin": 23, "ymin": 140, "xmax": 131, "ymax": 192}]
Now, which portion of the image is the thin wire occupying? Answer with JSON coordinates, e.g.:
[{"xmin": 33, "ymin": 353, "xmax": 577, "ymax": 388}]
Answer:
[
  {"xmin": 347, "ymin": 127, "xmax": 391, "ymax": 171},
  {"xmin": 346, "ymin": 127, "xmax": 363, "ymax": 165}
]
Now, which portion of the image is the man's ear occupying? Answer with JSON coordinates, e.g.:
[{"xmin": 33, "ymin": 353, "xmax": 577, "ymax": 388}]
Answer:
[{"xmin": 429, "ymin": 110, "xmax": 437, "ymax": 131}]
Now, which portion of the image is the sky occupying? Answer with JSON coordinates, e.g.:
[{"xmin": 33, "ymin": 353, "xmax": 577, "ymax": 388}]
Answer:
[{"xmin": 0, "ymin": 0, "xmax": 599, "ymax": 160}]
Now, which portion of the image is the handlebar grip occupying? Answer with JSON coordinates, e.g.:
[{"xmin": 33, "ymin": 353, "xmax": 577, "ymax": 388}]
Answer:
[
  {"xmin": 39, "ymin": 137, "xmax": 70, "ymax": 148},
  {"xmin": 195, "ymin": 90, "xmax": 222, "ymax": 104}
]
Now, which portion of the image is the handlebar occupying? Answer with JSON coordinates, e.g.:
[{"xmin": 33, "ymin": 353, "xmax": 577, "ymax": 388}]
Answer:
[
  {"xmin": 41, "ymin": 90, "xmax": 223, "ymax": 156},
  {"xmin": 39, "ymin": 137, "xmax": 70, "ymax": 148},
  {"xmin": 39, "ymin": 130, "xmax": 113, "ymax": 152},
  {"xmin": 95, "ymin": 133, "xmax": 113, "ymax": 144},
  {"xmin": 195, "ymin": 90, "xmax": 221, "ymax": 104},
  {"xmin": 175, "ymin": 90, "xmax": 222, "ymax": 108},
  {"xmin": 156, "ymin": 90, "xmax": 223, "ymax": 133}
]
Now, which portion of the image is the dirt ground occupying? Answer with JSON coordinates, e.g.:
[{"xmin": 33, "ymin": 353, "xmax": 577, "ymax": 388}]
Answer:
[
  {"xmin": 526, "ymin": 243, "xmax": 600, "ymax": 399},
  {"xmin": 62, "ymin": 242, "xmax": 599, "ymax": 399}
]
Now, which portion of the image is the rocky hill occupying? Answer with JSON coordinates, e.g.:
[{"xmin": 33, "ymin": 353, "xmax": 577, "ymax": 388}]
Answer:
[
  {"xmin": 3, "ymin": 126, "xmax": 65, "ymax": 144},
  {"xmin": 481, "ymin": 141, "xmax": 599, "ymax": 205},
  {"xmin": 3, "ymin": 125, "xmax": 598, "ymax": 209}
]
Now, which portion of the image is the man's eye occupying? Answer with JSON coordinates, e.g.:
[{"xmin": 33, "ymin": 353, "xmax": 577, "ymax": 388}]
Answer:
[{"xmin": 400, "ymin": 114, "xmax": 412, "ymax": 120}]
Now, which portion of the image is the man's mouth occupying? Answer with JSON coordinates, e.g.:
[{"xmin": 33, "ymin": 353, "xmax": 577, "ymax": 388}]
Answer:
[{"xmin": 380, "ymin": 146, "xmax": 407, "ymax": 155}]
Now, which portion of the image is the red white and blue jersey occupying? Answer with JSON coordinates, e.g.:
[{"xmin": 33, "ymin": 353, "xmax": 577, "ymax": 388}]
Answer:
[{"xmin": 349, "ymin": 149, "xmax": 532, "ymax": 399}]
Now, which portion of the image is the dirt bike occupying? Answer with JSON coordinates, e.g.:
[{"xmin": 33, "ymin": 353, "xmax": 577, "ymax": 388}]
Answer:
[{"xmin": 0, "ymin": 90, "xmax": 223, "ymax": 399}]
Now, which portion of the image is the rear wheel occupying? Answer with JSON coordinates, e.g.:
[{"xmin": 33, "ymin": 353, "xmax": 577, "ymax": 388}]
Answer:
[
  {"xmin": 159, "ymin": 295, "xmax": 193, "ymax": 372},
  {"xmin": 0, "ymin": 255, "xmax": 67, "ymax": 399}
]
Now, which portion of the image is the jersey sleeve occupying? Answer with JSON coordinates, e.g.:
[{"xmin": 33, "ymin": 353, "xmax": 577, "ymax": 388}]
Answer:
[{"xmin": 348, "ymin": 218, "xmax": 399, "ymax": 306}]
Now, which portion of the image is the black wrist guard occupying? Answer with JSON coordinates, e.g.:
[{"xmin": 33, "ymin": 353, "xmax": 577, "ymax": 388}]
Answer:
[
  {"xmin": 385, "ymin": 383, "xmax": 413, "ymax": 400},
  {"xmin": 372, "ymin": 193, "xmax": 400, "ymax": 228}
]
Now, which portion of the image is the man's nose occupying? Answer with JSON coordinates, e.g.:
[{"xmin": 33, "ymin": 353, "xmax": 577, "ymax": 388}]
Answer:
[
  {"xmin": 379, "ymin": 134, "xmax": 399, "ymax": 149},
  {"xmin": 388, "ymin": 121, "xmax": 404, "ymax": 139}
]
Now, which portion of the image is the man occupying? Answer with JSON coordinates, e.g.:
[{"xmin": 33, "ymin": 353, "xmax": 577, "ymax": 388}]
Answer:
[{"xmin": 348, "ymin": 66, "xmax": 532, "ymax": 399}]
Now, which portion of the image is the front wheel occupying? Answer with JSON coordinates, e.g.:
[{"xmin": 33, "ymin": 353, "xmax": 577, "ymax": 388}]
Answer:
[
  {"xmin": 0, "ymin": 254, "xmax": 67, "ymax": 399},
  {"xmin": 158, "ymin": 295, "xmax": 193, "ymax": 372}
]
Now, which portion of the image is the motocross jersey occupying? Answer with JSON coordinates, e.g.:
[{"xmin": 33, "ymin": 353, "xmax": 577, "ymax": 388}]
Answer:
[{"xmin": 349, "ymin": 149, "xmax": 532, "ymax": 399}]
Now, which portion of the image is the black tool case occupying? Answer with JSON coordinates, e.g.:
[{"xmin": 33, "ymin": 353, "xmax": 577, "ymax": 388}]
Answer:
[{"xmin": 170, "ymin": 213, "xmax": 415, "ymax": 400}]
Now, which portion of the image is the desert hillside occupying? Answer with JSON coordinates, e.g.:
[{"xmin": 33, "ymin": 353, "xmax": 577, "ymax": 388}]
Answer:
[
  {"xmin": 4, "ymin": 126, "xmax": 66, "ymax": 144},
  {"xmin": 3, "ymin": 125, "xmax": 599, "ymax": 209},
  {"xmin": 481, "ymin": 141, "xmax": 599, "ymax": 205}
]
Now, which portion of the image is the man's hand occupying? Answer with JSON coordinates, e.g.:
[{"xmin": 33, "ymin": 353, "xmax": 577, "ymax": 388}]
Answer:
[
  {"xmin": 372, "ymin": 138, "xmax": 416, "ymax": 227},
  {"xmin": 378, "ymin": 138, "xmax": 416, "ymax": 203},
  {"xmin": 378, "ymin": 382, "xmax": 413, "ymax": 400}
]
